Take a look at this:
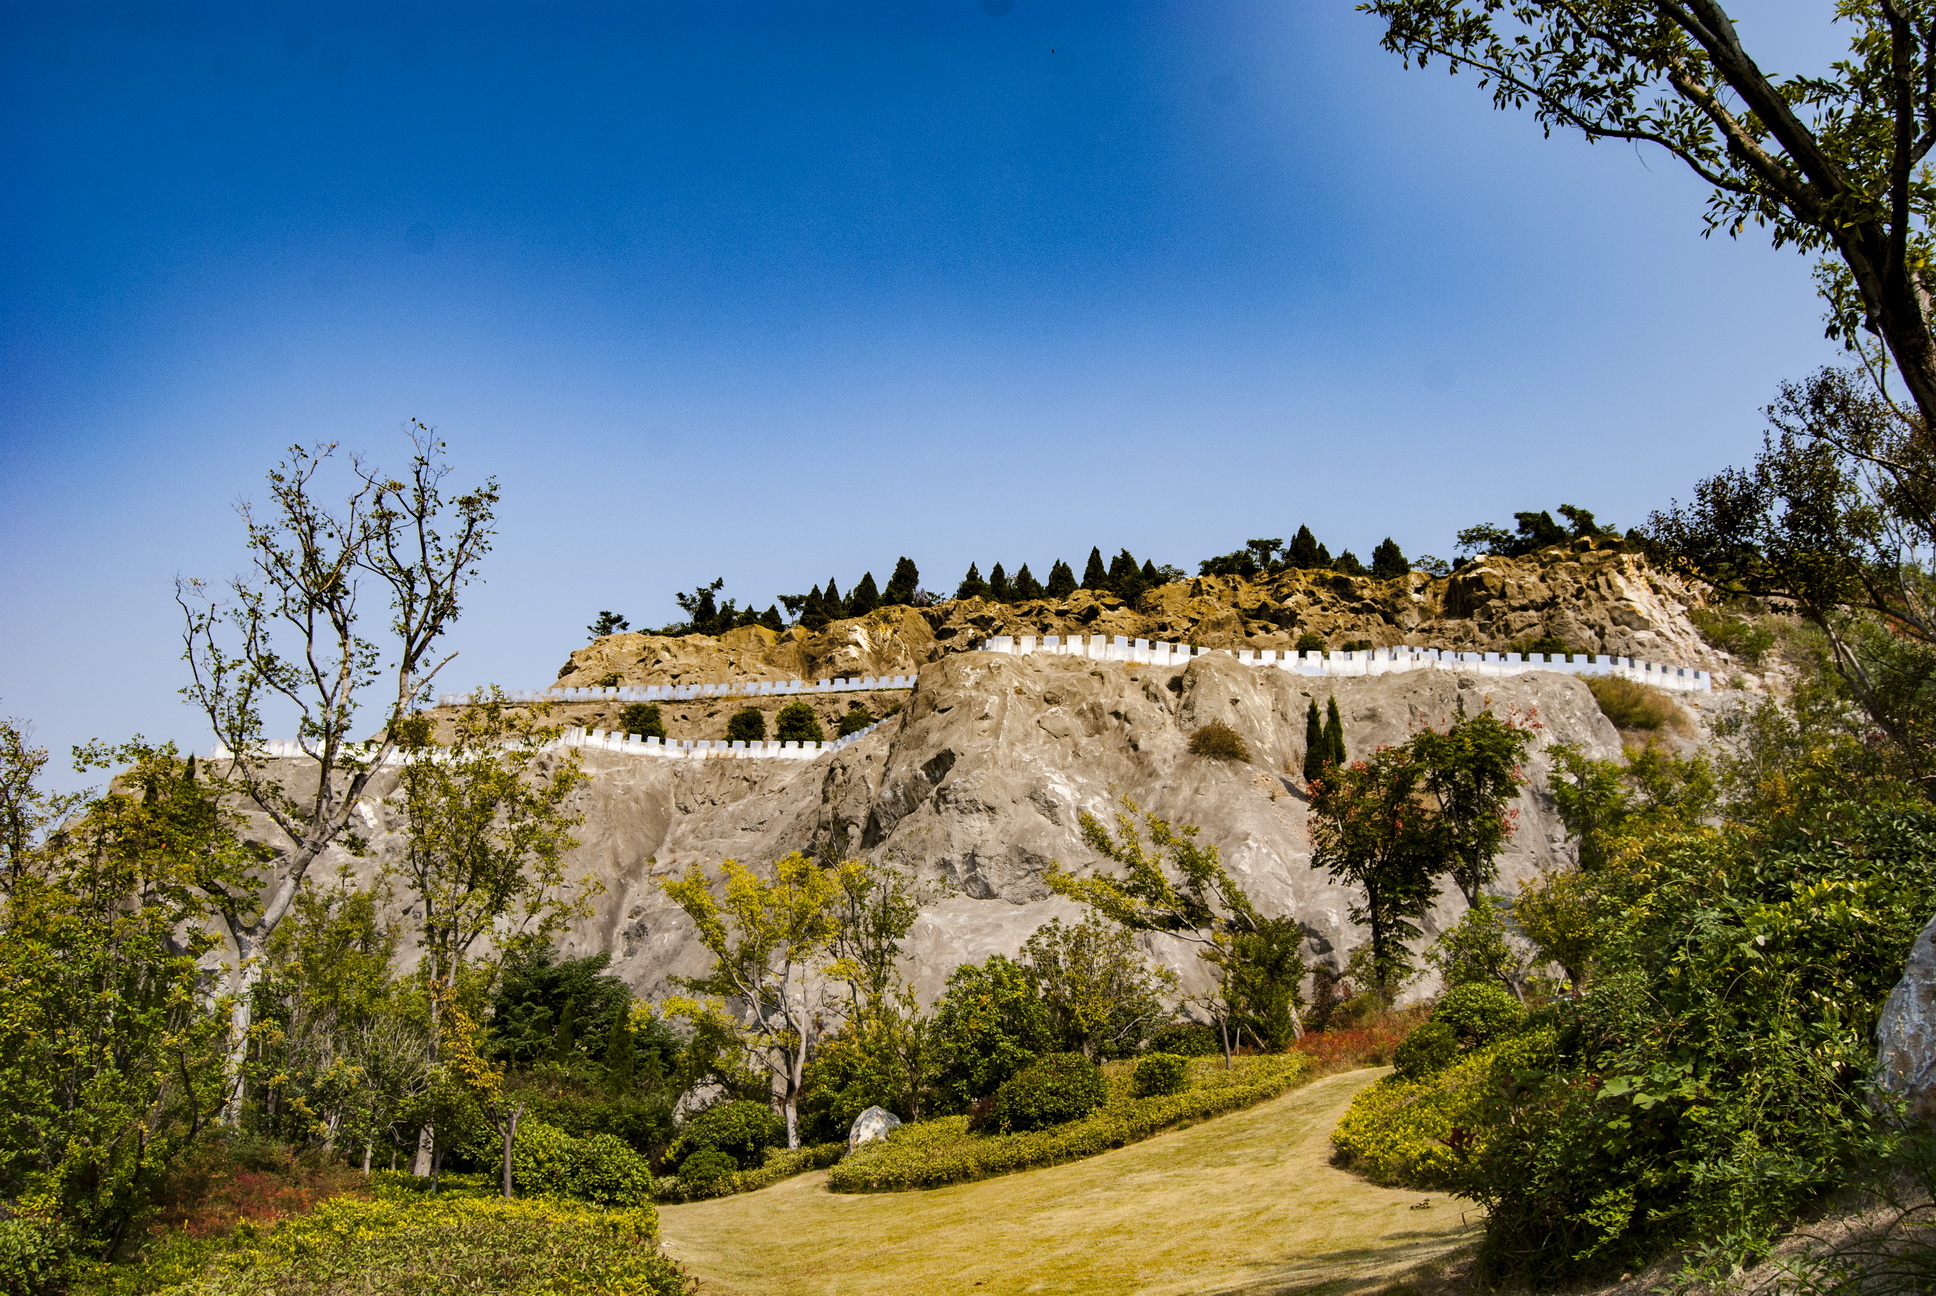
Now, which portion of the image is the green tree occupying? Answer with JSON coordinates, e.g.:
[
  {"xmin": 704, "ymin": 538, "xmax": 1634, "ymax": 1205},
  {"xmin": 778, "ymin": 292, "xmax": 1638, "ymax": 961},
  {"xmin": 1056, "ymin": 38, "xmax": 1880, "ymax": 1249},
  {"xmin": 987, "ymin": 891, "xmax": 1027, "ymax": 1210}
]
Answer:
[
  {"xmin": 987, "ymin": 563, "xmax": 1011, "ymax": 602},
  {"xmin": 1226, "ymin": 916, "xmax": 1308, "ymax": 1050},
  {"xmin": 1287, "ymin": 525, "xmax": 1322, "ymax": 570},
  {"xmin": 619, "ymin": 703, "xmax": 665, "ymax": 740},
  {"xmin": 1012, "ymin": 563, "xmax": 1044, "ymax": 601},
  {"xmin": 1045, "ymin": 560, "xmax": 1077, "ymax": 598},
  {"xmin": 1047, "ymin": 800, "xmax": 1287, "ymax": 1065},
  {"xmin": 673, "ymin": 578, "xmax": 728, "ymax": 635},
  {"xmin": 1309, "ymin": 745, "xmax": 1442, "ymax": 1003},
  {"xmin": 1425, "ymin": 894, "xmax": 1539, "ymax": 1000},
  {"xmin": 391, "ymin": 691, "xmax": 591, "ymax": 1175},
  {"xmin": 1106, "ymin": 548, "xmax": 1143, "ymax": 599},
  {"xmin": 847, "ymin": 572, "xmax": 880, "ymax": 617},
  {"xmin": 587, "ymin": 611, "xmax": 629, "ymax": 639},
  {"xmin": 662, "ymin": 853, "xmax": 864, "ymax": 1147},
  {"xmin": 1324, "ymin": 696, "xmax": 1347, "ymax": 767},
  {"xmin": 797, "ymin": 585, "xmax": 829, "ymax": 631},
  {"xmin": 1020, "ymin": 915, "xmax": 1178, "ymax": 1059},
  {"xmin": 883, "ymin": 557, "xmax": 920, "ymax": 606},
  {"xmin": 1333, "ymin": 550, "xmax": 1367, "ymax": 576},
  {"xmin": 1081, "ymin": 547, "xmax": 1108, "ymax": 590},
  {"xmin": 1303, "ymin": 698, "xmax": 1330, "ymax": 784},
  {"xmin": 1411, "ymin": 706, "xmax": 1535, "ymax": 905},
  {"xmin": 836, "ymin": 703, "xmax": 875, "ymax": 737},
  {"xmin": 177, "ymin": 433, "xmax": 497, "ymax": 1124},
  {"xmin": 1364, "ymin": 1, "xmax": 1936, "ymax": 428},
  {"xmin": 823, "ymin": 577, "xmax": 843, "ymax": 617},
  {"xmin": 1371, "ymin": 538, "xmax": 1408, "ymax": 579},
  {"xmin": 758, "ymin": 604, "xmax": 783, "ymax": 632},
  {"xmin": 725, "ymin": 708, "xmax": 766, "ymax": 743},
  {"xmin": 929, "ymin": 955, "xmax": 1052, "ymax": 1106},
  {"xmin": 0, "ymin": 716, "xmax": 83, "ymax": 884},
  {"xmin": 774, "ymin": 701, "xmax": 825, "ymax": 744},
  {"xmin": 954, "ymin": 563, "xmax": 987, "ymax": 601}
]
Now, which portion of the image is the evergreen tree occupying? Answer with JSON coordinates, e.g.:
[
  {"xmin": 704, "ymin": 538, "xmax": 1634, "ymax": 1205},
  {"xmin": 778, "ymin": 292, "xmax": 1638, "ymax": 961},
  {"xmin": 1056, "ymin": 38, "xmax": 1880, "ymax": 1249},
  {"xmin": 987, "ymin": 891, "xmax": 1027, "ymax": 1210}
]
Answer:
[
  {"xmin": 759, "ymin": 604, "xmax": 784, "ymax": 631},
  {"xmin": 801, "ymin": 585, "xmax": 830, "ymax": 631},
  {"xmin": 1012, "ymin": 563, "xmax": 1044, "ymax": 601},
  {"xmin": 1081, "ymin": 547, "xmax": 1108, "ymax": 590},
  {"xmin": 884, "ymin": 557, "xmax": 920, "ymax": 606},
  {"xmin": 587, "ymin": 611, "xmax": 630, "ymax": 640},
  {"xmin": 774, "ymin": 701, "xmax": 825, "ymax": 744},
  {"xmin": 1333, "ymin": 550, "xmax": 1367, "ymax": 576},
  {"xmin": 1287, "ymin": 526, "xmax": 1321, "ymax": 569},
  {"xmin": 1303, "ymin": 698, "xmax": 1329, "ymax": 783},
  {"xmin": 988, "ymin": 563, "xmax": 1011, "ymax": 602},
  {"xmin": 1370, "ymin": 538, "xmax": 1408, "ymax": 580},
  {"xmin": 823, "ymin": 578, "xmax": 843, "ymax": 616},
  {"xmin": 619, "ymin": 703, "xmax": 665, "ymax": 739},
  {"xmin": 1316, "ymin": 542, "xmax": 1333, "ymax": 567},
  {"xmin": 848, "ymin": 572, "xmax": 881, "ymax": 617},
  {"xmin": 726, "ymin": 708, "xmax": 767, "ymax": 743},
  {"xmin": 956, "ymin": 563, "xmax": 987, "ymax": 600},
  {"xmin": 674, "ymin": 579, "xmax": 725, "ymax": 634},
  {"xmin": 1140, "ymin": 558, "xmax": 1160, "ymax": 587},
  {"xmin": 1324, "ymin": 696, "xmax": 1346, "ymax": 767},
  {"xmin": 1046, "ymin": 560, "xmax": 1077, "ymax": 598}
]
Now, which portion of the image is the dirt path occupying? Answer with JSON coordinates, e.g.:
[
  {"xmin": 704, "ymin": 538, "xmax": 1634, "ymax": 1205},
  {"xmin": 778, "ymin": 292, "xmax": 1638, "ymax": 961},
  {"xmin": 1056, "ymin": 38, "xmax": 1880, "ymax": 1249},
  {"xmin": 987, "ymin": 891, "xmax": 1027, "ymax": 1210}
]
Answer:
[{"xmin": 656, "ymin": 1068, "xmax": 1478, "ymax": 1296}]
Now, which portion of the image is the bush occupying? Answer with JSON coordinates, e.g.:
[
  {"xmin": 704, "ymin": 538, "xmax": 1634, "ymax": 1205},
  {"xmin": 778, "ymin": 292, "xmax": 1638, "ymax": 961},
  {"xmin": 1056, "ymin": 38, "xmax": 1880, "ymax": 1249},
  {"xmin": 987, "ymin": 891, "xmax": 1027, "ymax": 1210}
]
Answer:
[
  {"xmin": 620, "ymin": 703, "xmax": 666, "ymax": 739},
  {"xmin": 1294, "ymin": 631, "xmax": 1326, "ymax": 654},
  {"xmin": 1389, "ymin": 1019, "xmax": 1459, "ymax": 1080},
  {"xmin": 1147, "ymin": 1021, "xmax": 1221, "ymax": 1057},
  {"xmin": 1687, "ymin": 607, "xmax": 1777, "ymax": 666},
  {"xmin": 672, "ymin": 1147, "xmax": 737, "ymax": 1199},
  {"xmin": 989, "ymin": 1053, "xmax": 1109, "ymax": 1132},
  {"xmin": 1584, "ymin": 675, "xmax": 1685, "ymax": 732},
  {"xmin": 1340, "ymin": 638, "xmax": 1373, "ymax": 653},
  {"xmin": 830, "ymin": 1054, "xmax": 1311, "ymax": 1192},
  {"xmin": 0, "ymin": 1207, "xmax": 67, "ymax": 1296},
  {"xmin": 669, "ymin": 1100, "xmax": 786, "ymax": 1170},
  {"xmin": 836, "ymin": 703, "xmax": 875, "ymax": 737},
  {"xmin": 724, "ymin": 707, "xmax": 765, "ymax": 743},
  {"xmin": 774, "ymin": 701, "xmax": 825, "ymax": 744},
  {"xmin": 1509, "ymin": 634, "xmax": 1571, "ymax": 657},
  {"xmin": 654, "ymin": 1142, "xmax": 844, "ymax": 1204},
  {"xmin": 1188, "ymin": 721, "xmax": 1251, "ymax": 762},
  {"xmin": 509, "ymin": 1119, "xmax": 654, "ymax": 1206},
  {"xmin": 1432, "ymin": 982, "xmax": 1524, "ymax": 1047},
  {"xmin": 135, "ymin": 1194, "xmax": 687, "ymax": 1296},
  {"xmin": 931, "ymin": 955, "xmax": 1053, "ymax": 1106},
  {"xmin": 1131, "ymin": 1053, "xmax": 1190, "ymax": 1098},
  {"xmin": 1333, "ymin": 1033, "xmax": 1550, "ymax": 1191}
]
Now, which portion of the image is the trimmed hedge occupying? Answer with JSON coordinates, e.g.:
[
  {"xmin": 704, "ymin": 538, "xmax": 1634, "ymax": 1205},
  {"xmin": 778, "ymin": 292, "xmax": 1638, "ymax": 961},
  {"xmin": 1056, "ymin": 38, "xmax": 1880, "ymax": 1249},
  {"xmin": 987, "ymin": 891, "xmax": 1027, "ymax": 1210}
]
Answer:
[
  {"xmin": 668, "ymin": 1100, "xmax": 786, "ymax": 1171},
  {"xmin": 828, "ymin": 1053, "xmax": 1311, "ymax": 1193},
  {"xmin": 1331, "ymin": 1031, "xmax": 1554, "ymax": 1190},
  {"xmin": 510, "ymin": 1118, "xmax": 655, "ymax": 1206},
  {"xmin": 654, "ymin": 1142, "xmax": 845, "ymax": 1203},
  {"xmin": 1131, "ymin": 1053, "xmax": 1191, "ymax": 1097},
  {"xmin": 988, "ymin": 1053, "xmax": 1108, "ymax": 1132}
]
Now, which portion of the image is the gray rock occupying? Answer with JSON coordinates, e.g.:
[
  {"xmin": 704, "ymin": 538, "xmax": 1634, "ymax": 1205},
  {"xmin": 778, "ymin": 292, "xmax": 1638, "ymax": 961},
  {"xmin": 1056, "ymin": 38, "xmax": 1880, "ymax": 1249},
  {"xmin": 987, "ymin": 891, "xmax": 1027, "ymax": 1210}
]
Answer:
[
  {"xmin": 1877, "ymin": 910, "xmax": 1936, "ymax": 1122},
  {"xmin": 847, "ymin": 1105, "xmax": 902, "ymax": 1153}
]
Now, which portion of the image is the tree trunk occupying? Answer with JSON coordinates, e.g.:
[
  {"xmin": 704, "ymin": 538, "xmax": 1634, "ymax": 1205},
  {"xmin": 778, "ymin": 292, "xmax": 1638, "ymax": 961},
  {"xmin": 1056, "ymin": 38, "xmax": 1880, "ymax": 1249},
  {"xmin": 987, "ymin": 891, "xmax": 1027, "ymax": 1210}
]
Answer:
[
  {"xmin": 499, "ymin": 1105, "xmax": 523, "ymax": 1200},
  {"xmin": 221, "ymin": 934, "xmax": 262, "ymax": 1127},
  {"xmin": 411, "ymin": 1123, "xmax": 434, "ymax": 1177}
]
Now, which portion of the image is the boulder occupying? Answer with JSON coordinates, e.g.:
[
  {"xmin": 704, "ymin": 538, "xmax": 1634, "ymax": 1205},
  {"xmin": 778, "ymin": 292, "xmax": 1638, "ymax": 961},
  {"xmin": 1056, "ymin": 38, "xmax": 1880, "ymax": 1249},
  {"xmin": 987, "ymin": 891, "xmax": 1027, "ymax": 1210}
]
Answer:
[
  {"xmin": 1876, "ymin": 910, "xmax": 1936, "ymax": 1122},
  {"xmin": 847, "ymin": 1105, "xmax": 902, "ymax": 1153}
]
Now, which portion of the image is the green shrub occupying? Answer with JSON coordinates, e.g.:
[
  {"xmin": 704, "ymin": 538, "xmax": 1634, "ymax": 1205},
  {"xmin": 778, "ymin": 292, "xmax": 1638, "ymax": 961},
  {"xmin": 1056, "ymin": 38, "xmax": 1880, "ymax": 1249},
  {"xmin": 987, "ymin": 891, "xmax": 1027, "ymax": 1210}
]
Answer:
[
  {"xmin": 1131, "ymin": 1053, "xmax": 1190, "ymax": 1098},
  {"xmin": 1294, "ymin": 632, "xmax": 1326, "ymax": 655},
  {"xmin": 1509, "ymin": 634, "xmax": 1571, "ymax": 657},
  {"xmin": 673, "ymin": 1147, "xmax": 737, "ymax": 1199},
  {"xmin": 507, "ymin": 1119, "xmax": 654, "ymax": 1206},
  {"xmin": 774, "ymin": 701, "xmax": 825, "ymax": 744},
  {"xmin": 509, "ymin": 1118, "xmax": 578, "ymax": 1197},
  {"xmin": 620, "ymin": 703, "xmax": 666, "ymax": 739},
  {"xmin": 133, "ymin": 1194, "xmax": 686, "ymax": 1296},
  {"xmin": 670, "ymin": 1100, "xmax": 785, "ymax": 1170},
  {"xmin": 1340, "ymin": 638, "xmax": 1373, "ymax": 652},
  {"xmin": 1432, "ymin": 982, "xmax": 1524, "ymax": 1047},
  {"xmin": 725, "ymin": 707, "xmax": 765, "ymax": 743},
  {"xmin": 989, "ymin": 1053, "xmax": 1108, "ymax": 1132},
  {"xmin": 1332, "ymin": 1034, "xmax": 1548, "ymax": 1190},
  {"xmin": 831, "ymin": 1053, "xmax": 1311, "ymax": 1192},
  {"xmin": 1584, "ymin": 676, "xmax": 1685, "ymax": 732},
  {"xmin": 1687, "ymin": 607, "xmax": 1777, "ymax": 666},
  {"xmin": 0, "ymin": 1208, "xmax": 68, "ymax": 1296},
  {"xmin": 931, "ymin": 956, "xmax": 1053, "ymax": 1106},
  {"xmin": 1390, "ymin": 1019, "xmax": 1459, "ymax": 1080},
  {"xmin": 654, "ymin": 1142, "xmax": 844, "ymax": 1204},
  {"xmin": 836, "ymin": 704, "xmax": 875, "ymax": 737},
  {"xmin": 1187, "ymin": 721, "xmax": 1251, "ymax": 762},
  {"xmin": 1147, "ymin": 1021, "xmax": 1221, "ymax": 1057}
]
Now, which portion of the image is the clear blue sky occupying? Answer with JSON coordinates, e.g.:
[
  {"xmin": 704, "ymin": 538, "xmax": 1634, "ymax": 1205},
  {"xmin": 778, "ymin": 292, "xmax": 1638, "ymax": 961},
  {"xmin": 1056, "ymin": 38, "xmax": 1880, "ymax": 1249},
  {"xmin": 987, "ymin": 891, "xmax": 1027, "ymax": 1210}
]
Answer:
[{"xmin": 2, "ymin": 1, "xmax": 1841, "ymax": 786}]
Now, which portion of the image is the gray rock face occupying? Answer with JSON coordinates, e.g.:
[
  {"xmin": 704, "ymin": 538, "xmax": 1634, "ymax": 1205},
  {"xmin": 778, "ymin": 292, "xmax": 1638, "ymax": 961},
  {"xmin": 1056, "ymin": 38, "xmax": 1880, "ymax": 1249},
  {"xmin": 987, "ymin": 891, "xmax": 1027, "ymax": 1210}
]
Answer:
[
  {"xmin": 309, "ymin": 650, "xmax": 1689, "ymax": 1006},
  {"xmin": 847, "ymin": 1105, "xmax": 902, "ymax": 1153},
  {"xmin": 1877, "ymin": 910, "xmax": 1936, "ymax": 1122}
]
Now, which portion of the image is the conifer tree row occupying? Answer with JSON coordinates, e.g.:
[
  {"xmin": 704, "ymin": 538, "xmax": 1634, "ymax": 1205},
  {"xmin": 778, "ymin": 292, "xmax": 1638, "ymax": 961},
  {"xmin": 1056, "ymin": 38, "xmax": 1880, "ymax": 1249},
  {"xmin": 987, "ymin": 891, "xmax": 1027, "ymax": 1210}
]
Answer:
[{"xmin": 950, "ymin": 545, "xmax": 1177, "ymax": 606}]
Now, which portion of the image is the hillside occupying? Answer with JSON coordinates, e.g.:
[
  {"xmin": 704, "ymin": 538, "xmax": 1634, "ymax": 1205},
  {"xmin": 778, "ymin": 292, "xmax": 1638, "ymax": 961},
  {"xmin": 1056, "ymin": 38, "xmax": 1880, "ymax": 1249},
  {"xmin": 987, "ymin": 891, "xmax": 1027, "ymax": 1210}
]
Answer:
[{"xmin": 553, "ymin": 543, "xmax": 1727, "ymax": 692}]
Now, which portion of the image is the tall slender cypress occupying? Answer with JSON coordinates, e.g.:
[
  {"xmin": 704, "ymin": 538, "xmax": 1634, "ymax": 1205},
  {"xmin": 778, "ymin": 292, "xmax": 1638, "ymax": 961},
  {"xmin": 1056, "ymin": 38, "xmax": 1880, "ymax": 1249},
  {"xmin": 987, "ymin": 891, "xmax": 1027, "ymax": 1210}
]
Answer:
[
  {"xmin": 884, "ymin": 557, "xmax": 921, "ymax": 605},
  {"xmin": 848, "ymin": 571, "xmax": 881, "ymax": 616},
  {"xmin": 1303, "ymin": 698, "xmax": 1327, "ymax": 783},
  {"xmin": 1324, "ymin": 696, "xmax": 1346, "ymax": 766},
  {"xmin": 988, "ymin": 562, "xmax": 1011, "ymax": 602},
  {"xmin": 1081, "ymin": 547, "xmax": 1108, "ymax": 590}
]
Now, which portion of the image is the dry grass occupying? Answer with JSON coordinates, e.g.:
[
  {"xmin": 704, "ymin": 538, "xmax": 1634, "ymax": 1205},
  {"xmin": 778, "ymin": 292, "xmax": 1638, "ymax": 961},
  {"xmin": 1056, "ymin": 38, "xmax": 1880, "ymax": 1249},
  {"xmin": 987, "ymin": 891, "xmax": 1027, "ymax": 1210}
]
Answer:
[
  {"xmin": 1190, "ymin": 721, "xmax": 1252, "ymax": 762},
  {"xmin": 1584, "ymin": 676, "xmax": 1688, "ymax": 736},
  {"xmin": 656, "ymin": 1068, "xmax": 1478, "ymax": 1296}
]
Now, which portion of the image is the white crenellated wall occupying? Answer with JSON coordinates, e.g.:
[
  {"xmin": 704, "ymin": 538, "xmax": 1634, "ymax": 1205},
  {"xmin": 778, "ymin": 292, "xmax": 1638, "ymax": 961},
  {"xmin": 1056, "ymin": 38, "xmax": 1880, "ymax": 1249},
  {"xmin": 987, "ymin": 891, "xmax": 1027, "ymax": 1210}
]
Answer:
[
  {"xmin": 438, "ymin": 674, "xmax": 918, "ymax": 709},
  {"xmin": 973, "ymin": 634, "xmax": 1712, "ymax": 693},
  {"xmin": 212, "ymin": 720, "xmax": 884, "ymax": 767}
]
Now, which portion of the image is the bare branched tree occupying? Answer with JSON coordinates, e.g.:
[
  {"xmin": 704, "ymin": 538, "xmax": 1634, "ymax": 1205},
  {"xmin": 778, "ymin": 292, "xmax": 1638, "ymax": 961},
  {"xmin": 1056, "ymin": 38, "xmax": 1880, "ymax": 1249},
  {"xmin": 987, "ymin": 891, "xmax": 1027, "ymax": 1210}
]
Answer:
[{"xmin": 177, "ymin": 427, "xmax": 497, "ymax": 1122}]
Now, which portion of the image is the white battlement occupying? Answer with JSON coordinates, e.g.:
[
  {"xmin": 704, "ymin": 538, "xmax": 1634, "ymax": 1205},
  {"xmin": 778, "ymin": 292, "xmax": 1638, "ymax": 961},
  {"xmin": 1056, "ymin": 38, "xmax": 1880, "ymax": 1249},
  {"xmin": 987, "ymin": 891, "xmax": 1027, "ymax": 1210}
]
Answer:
[
  {"xmin": 972, "ymin": 634, "xmax": 1712, "ymax": 693},
  {"xmin": 438, "ymin": 674, "xmax": 918, "ymax": 709},
  {"xmin": 213, "ymin": 720, "xmax": 885, "ymax": 767}
]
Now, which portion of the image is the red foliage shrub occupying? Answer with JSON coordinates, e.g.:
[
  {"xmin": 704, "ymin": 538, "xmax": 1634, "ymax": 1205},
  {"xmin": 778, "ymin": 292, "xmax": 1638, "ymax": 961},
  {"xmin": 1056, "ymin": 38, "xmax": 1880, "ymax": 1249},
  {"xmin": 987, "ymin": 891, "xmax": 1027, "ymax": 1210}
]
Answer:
[
  {"xmin": 147, "ymin": 1139, "xmax": 365, "ymax": 1240},
  {"xmin": 1290, "ymin": 1007, "xmax": 1428, "ymax": 1074}
]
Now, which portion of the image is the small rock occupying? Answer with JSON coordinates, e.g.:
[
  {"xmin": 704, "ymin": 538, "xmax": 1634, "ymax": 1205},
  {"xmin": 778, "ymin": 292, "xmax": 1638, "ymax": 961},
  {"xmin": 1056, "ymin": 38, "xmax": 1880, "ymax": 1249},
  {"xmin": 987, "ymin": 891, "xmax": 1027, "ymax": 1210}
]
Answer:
[{"xmin": 847, "ymin": 1105, "xmax": 902, "ymax": 1153}]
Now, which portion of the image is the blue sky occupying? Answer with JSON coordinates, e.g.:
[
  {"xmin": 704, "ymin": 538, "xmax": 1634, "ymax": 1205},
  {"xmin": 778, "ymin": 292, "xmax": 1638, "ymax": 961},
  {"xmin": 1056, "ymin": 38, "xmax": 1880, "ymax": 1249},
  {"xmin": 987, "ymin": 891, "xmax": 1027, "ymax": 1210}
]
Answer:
[{"xmin": 2, "ymin": 1, "xmax": 1843, "ymax": 785}]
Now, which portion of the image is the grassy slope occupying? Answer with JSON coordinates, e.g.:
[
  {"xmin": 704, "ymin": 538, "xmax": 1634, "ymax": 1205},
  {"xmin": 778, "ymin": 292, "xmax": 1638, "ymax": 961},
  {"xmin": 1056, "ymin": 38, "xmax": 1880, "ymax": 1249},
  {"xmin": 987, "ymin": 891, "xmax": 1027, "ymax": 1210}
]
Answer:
[{"xmin": 656, "ymin": 1068, "xmax": 1478, "ymax": 1296}]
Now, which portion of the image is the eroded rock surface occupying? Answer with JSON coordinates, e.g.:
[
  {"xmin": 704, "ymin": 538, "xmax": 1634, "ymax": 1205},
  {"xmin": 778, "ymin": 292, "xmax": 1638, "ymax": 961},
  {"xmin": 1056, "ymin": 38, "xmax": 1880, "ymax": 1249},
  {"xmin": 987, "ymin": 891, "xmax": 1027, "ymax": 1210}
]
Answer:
[{"xmin": 1877, "ymin": 911, "xmax": 1936, "ymax": 1122}]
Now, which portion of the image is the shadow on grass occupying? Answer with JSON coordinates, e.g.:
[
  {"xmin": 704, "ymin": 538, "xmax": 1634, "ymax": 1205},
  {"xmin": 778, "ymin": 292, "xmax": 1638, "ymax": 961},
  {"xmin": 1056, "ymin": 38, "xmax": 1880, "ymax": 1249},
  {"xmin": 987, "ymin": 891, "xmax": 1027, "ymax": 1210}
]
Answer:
[{"xmin": 1194, "ymin": 1226, "xmax": 1482, "ymax": 1296}]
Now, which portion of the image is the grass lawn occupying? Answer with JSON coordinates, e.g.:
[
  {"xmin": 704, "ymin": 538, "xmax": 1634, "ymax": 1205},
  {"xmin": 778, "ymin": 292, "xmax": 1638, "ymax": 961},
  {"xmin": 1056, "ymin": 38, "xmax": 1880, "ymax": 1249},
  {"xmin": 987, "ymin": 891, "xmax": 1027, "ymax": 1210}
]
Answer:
[{"xmin": 656, "ymin": 1068, "xmax": 1479, "ymax": 1296}]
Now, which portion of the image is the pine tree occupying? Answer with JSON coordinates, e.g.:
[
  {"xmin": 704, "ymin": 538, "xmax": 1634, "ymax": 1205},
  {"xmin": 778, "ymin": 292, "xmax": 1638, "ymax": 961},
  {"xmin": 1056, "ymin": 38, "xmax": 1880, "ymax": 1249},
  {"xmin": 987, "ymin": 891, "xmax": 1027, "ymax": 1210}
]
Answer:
[
  {"xmin": 823, "ymin": 578, "xmax": 843, "ymax": 615},
  {"xmin": 775, "ymin": 701, "xmax": 825, "ymax": 744},
  {"xmin": 956, "ymin": 563, "xmax": 988, "ymax": 600},
  {"xmin": 1315, "ymin": 542, "xmax": 1333, "ymax": 568},
  {"xmin": 1287, "ymin": 526, "xmax": 1321, "ymax": 570},
  {"xmin": 802, "ymin": 585, "xmax": 830, "ymax": 631},
  {"xmin": 1333, "ymin": 550, "xmax": 1366, "ymax": 576},
  {"xmin": 1046, "ymin": 560, "xmax": 1077, "ymax": 598},
  {"xmin": 1370, "ymin": 538, "xmax": 1408, "ymax": 580},
  {"xmin": 849, "ymin": 571, "xmax": 881, "ymax": 616},
  {"xmin": 1324, "ymin": 696, "xmax": 1346, "ymax": 767},
  {"xmin": 1081, "ymin": 547, "xmax": 1108, "ymax": 590},
  {"xmin": 884, "ymin": 557, "xmax": 920, "ymax": 605},
  {"xmin": 1013, "ymin": 563, "xmax": 1044, "ymax": 600},
  {"xmin": 726, "ymin": 707, "xmax": 766, "ymax": 742},
  {"xmin": 759, "ymin": 604, "xmax": 783, "ymax": 631},
  {"xmin": 1140, "ymin": 558, "xmax": 1160, "ymax": 587},
  {"xmin": 1303, "ymin": 698, "xmax": 1328, "ymax": 783},
  {"xmin": 988, "ymin": 563, "xmax": 1011, "ymax": 602}
]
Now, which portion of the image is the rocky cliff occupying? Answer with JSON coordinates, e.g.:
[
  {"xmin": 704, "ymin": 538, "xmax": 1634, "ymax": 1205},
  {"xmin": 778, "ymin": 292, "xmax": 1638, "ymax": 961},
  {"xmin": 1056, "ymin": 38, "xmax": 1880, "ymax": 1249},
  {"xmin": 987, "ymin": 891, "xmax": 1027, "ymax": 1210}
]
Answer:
[
  {"xmin": 553, "ymin": 542, "xmax": 1726, "ymax": 694},
  {"xmin": 333, "ymin": 644, "xmax": 1731, "ymax": 1006}
]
